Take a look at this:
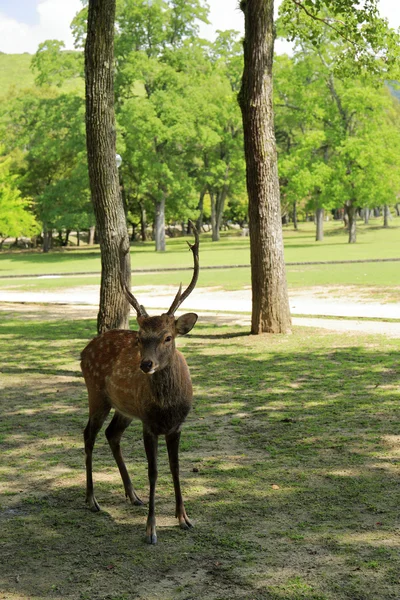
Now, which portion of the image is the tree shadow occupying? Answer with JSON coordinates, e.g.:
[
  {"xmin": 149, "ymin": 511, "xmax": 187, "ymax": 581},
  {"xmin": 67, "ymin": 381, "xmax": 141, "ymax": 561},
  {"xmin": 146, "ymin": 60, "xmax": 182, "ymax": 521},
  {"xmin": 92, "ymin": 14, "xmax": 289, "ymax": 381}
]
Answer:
[{"xmin": 1, "ymin": 314, "xmax": 400, "ymax": 599}]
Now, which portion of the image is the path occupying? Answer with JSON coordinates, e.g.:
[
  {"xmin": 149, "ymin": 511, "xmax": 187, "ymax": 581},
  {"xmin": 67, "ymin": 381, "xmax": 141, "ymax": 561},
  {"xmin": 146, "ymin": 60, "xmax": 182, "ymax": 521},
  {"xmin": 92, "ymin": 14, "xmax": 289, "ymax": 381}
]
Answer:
[{"xmin": 0, "ymin": 285, "xmax": 399, "ymax": 337}]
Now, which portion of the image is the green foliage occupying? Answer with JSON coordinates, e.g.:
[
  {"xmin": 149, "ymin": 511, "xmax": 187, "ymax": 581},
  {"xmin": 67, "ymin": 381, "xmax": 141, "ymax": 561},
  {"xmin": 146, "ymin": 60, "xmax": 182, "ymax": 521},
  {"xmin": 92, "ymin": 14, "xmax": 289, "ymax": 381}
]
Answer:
[
  {"xmin": 31, "ymin": 40, "xmax": 83, "ymax": 88},
  {"xmin": 3, "ymin": 90, "xmax": 93, "ymax": 232},
  {"xmin": 274, "ymin": 10, "xmax": 400, "ymax": 235},
  {"xmin": 0, "ymin": 153, "xmax": 39, "ymax": 243},
  {"xmin": 278, "ymin": 0, "xmax": 400, "ymax": 77}
]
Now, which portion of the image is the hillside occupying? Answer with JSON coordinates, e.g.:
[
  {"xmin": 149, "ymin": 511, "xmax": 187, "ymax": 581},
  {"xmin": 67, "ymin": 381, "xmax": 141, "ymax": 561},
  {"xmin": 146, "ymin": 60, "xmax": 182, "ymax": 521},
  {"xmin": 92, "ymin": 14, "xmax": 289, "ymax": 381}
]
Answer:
[
  {"xmin": 0, "ymin": 52, "xmax": 84, "ymax": 98},
  {"xmin": 0, "ymin": 53, "xmax": 35, "ymax": 97}
]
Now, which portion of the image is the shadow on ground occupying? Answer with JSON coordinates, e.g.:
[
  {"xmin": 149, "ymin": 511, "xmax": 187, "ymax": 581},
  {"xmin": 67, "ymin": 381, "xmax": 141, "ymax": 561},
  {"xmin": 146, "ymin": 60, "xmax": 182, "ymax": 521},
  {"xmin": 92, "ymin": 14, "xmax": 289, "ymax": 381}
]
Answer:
[{"xmin": 0, "ymin": 311, "xmax": 399, "ymax": 600}]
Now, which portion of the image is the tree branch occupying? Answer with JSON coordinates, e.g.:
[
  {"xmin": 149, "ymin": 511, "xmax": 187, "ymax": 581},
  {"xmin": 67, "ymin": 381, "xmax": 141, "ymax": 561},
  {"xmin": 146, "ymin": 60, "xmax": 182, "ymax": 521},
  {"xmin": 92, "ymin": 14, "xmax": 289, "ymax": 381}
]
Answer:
[{"xmin": 291, "ymin": 0, "xmax": 355, "ymax": 46}]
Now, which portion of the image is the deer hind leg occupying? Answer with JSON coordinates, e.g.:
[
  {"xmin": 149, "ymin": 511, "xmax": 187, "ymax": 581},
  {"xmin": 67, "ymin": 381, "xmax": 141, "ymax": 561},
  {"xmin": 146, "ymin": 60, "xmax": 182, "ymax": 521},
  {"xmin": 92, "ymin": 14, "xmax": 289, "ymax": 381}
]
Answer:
[
  {"xmin": 105, "ymin": 411, "xmax": 143, "ymax": 506},
  {"xmin": 84, "ymin": 401, "xmax": 111, "ymax": 512},
  {"xmin": 143, "ymin": 427, "xmax": 159, "ymax": 544},
  {"xmin": 166, "ymin": 429, "xmax": 193, "ymax": 530}
]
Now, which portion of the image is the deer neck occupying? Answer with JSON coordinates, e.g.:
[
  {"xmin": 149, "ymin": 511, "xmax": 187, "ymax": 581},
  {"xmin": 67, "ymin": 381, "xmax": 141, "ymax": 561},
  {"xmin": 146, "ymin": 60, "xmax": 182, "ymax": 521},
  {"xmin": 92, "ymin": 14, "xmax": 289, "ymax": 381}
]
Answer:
[{"xmin": 149, "ymin": 353, "xmax": 186, "ymax": 407}]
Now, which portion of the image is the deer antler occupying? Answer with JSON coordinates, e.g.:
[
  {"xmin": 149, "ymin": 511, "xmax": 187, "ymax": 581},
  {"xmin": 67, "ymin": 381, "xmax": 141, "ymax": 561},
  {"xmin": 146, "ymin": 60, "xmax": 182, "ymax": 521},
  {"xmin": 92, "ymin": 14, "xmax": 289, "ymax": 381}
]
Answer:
[
  {"xmin": 119, "ymin": 238, "xmax": 149, "ymax": 318},
  {"xmin": 167, "ymin": 221, "xmax": 199, "ymax": 316}
]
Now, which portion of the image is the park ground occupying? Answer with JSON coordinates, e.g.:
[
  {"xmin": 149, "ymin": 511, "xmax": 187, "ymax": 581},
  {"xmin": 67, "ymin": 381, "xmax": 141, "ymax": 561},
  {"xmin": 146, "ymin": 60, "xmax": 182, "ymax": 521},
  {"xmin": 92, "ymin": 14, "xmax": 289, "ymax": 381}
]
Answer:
[{"xmin": 0, "ymin": 221, "xmax": 399, "ymax": 599}]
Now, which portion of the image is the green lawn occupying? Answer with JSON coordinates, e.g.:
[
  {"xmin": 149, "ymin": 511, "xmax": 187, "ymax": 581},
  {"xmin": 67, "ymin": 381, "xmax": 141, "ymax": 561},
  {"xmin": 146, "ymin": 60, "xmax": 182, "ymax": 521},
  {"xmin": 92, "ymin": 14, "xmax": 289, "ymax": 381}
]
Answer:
[
  {"xmin": 1, "ymin": 309, "xmax": 399, "ymax": 599},
  {"xmin": 1, "ymin": 220, "xmax": 399, "ymax": 276},
  {"xmin": 0, "ymin": 220, "xmax": 399, "ymax": 294}
]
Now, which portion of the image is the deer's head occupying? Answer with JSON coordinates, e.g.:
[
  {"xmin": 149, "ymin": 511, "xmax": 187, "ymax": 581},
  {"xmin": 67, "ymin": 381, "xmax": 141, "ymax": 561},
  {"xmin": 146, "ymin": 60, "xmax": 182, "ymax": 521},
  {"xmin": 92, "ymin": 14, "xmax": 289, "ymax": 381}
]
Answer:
[{"xmin": 120, "ymin": 225, "xmax": 199, "ymax": 375}]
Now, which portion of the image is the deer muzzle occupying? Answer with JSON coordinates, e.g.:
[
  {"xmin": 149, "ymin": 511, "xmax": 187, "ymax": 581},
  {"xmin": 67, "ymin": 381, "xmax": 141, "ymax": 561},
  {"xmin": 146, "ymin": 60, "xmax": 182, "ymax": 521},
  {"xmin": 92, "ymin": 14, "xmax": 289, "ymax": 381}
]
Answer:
[{"xmin": 140, "ymin": 359, "xmax": 158, "ymax": 375}]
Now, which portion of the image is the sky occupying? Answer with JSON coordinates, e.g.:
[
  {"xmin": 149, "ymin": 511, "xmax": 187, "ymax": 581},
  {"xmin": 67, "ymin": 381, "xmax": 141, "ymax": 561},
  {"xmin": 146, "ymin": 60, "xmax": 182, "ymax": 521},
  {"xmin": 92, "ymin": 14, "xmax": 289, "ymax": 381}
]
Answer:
[{"xmin": 0, "ymin": 0, "xmax": 399, "ymax": 55}]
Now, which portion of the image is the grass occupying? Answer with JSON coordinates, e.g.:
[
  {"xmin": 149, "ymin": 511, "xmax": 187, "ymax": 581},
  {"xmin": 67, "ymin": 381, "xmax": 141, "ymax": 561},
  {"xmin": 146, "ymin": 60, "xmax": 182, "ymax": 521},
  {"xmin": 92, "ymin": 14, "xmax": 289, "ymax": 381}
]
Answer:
[
  {"xmin": 1, "ymin": 219, "xmax": 400, "ymax": 277},
  {"xmin": 0, "ymin": 308, "xmax": 399, "ymax": 599},
  {"xmin": 0, "ymin": 53, "xmax": 84, "ymax": 99},
  {"xmin": 0, "ymin": 220, "xmax": 400, "ymax": 296}
]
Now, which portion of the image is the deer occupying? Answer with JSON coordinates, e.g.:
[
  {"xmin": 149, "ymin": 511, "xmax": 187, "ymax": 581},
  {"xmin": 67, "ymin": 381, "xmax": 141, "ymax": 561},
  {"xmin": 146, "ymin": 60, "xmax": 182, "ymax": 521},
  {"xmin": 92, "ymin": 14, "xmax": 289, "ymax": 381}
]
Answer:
[{"xmin": 80, "ymin": 227, "xmax": 199, "ymax": 544}]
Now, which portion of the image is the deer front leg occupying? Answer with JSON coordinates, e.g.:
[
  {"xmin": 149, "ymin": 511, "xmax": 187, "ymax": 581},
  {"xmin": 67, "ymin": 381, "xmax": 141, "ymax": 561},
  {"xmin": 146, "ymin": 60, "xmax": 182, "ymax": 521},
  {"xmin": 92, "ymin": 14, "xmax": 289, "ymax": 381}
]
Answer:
[
  {"xmin": 166, "ymin": 429, "xmax": 193, "ymax": 530},
  {"xmin": 143, "ymin": 427, "xmax": 158, "ymax": 544}
]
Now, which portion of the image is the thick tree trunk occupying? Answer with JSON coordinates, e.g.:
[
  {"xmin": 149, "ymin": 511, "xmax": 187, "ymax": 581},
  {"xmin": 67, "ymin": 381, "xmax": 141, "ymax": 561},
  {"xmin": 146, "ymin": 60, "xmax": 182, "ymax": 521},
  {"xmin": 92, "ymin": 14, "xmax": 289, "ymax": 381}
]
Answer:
[
  {"xmin": 395, "ymin": 202, "xmax": 400, "ymax": 217},
  {"xmin": 154, "ymin": 195, "xmax": 166, "ymax": 251},
  {"xmin": 363, "ymin": 207, "xmax": 369, "ymax": 224},
  {"xmin": 238, "ymin": 0, "xmax": 291, "ymax": 334},
  {"xmin": 315, "ymin": 207, "xmax": 324, "ymax": 241},
  {"xmin": 85, "ymin": 0, "xmax": 130, "ymax": 333}
]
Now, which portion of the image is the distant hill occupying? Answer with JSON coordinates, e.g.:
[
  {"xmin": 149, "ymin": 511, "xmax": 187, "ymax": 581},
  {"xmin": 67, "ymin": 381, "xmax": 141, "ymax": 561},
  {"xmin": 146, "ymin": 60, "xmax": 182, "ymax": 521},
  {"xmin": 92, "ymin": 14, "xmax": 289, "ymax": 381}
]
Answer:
[
  {"xmin": 0, "ymin": 53, "xmax": 35, "ymax": 97},
  {"xmin": 0, "ymin": 52, "xmax": 84, "ymax": 99}
]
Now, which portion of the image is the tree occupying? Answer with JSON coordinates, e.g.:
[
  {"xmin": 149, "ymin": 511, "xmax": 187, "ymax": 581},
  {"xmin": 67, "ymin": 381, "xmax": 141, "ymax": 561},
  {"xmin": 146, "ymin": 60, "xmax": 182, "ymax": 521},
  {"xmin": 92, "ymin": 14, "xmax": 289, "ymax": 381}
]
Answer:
[
  {"xmin": 3, "ymin": 91, "xmax": 94, "ymax": 251},
  {"xmin": 238, "ymin": 0, "xmax": 292, "ymax": 334},
  {"xmin": 0, "ymin": 153, "xmax": 39, "ymax": 247},
  {"xmin": 85, "ymin": 0, "xmax": 130, "ymax": 333}
]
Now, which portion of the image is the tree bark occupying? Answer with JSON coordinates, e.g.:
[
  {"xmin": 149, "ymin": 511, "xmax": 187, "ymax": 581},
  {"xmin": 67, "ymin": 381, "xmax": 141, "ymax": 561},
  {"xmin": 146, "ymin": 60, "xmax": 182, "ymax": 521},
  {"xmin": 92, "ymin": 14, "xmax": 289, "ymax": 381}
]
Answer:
[
  {"xmin": 154, "ymin": 195, "xmax": 166, "ymax": 251},
  {"xmin": 85, "ymin": 0, "xmax": 130, "ymax": 333},
  {"xmin": 196, "ymin": 188, "xmax": 206, "ymax": 232},
  {"xmin": 43, "ymin": 228, "xmax": 52, "ymax": 253},
  {"xmin": 363, "ymin": 207, "xmax": 369, "ymax": 224},
  {"xmin": 293, "ymin": 200, "xmax": 298, "ymax": 230},
  {"xmin": 345, "ymin": 201, "xmax": 357, "ymax": 243},
  {"xmin": 315, "ymin": 207, "xmax": 324, "ymax": 241},
  {"xmin": 238, "ymin": 0, "xmax": 291, "ymax": 334},
  {"xmin": 138, "ymin": 201, "xmax": 147, "ymax": 242},
  {"xmin": 88, "ymin": 225, "xmax": 96, "ymax": 245},
  {"xmin": 383, "ymin": 204, "xmax": 390, "ymax": 228}
]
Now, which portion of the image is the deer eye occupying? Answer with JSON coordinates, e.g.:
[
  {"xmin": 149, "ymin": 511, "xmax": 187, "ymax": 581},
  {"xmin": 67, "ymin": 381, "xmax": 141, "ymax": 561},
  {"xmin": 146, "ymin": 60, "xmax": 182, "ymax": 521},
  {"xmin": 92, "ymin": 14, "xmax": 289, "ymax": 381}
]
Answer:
[{"xmin": 165, "ymin": 336, "xmax": 172, "ymax": 343}]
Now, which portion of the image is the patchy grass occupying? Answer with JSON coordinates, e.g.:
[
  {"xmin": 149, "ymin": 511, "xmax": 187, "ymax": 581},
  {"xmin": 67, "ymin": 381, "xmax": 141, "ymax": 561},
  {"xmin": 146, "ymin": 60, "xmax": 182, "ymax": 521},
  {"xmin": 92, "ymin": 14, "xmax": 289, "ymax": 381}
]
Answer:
[{"xmin": 0, "ymin": 309, "xmax": 399, "ymax": 599}]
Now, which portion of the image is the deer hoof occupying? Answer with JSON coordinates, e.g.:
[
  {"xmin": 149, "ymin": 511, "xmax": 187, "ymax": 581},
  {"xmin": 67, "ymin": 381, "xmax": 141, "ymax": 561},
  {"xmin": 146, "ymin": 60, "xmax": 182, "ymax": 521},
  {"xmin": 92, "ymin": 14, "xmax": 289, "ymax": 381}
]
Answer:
[
  {"xmin": 145, "ymin": 533, "xmax": 157, "ymax": 545},
  {"xmin": 126, "ymin": 491, "xmax": 144, "ymax": 506},
  {"xmin": 179, "ymin": 516, "xmax": 193, "ymax": 530},
  {"xmin": 86, "ymin": 496, "xmax": 101, "ymax": 512}
]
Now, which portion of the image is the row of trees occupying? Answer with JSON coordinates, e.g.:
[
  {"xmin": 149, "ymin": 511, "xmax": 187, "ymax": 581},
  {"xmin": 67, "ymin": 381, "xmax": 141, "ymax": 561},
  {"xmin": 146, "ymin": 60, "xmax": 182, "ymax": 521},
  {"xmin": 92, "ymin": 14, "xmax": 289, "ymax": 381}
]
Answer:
[{"xmin": 1, "ymin": 1, "xmax": 399, "ymax": 251}]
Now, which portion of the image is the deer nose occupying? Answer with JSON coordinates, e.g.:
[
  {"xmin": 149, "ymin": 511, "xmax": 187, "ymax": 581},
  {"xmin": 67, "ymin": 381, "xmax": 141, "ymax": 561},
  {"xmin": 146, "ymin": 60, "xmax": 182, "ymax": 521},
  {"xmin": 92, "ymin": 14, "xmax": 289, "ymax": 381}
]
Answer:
[{"xmin": 140, "ymin": 360, "xmax": 154, "ymax": 373}]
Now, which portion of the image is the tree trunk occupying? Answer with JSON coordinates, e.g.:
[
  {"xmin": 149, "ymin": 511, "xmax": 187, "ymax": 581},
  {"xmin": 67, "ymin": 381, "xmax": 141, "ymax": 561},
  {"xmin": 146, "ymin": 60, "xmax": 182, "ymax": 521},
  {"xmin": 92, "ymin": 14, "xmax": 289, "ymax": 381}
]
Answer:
[
  {"xmin": 43, "ymin": 228, "xmax": 52, "ymax": 253},
  {"xmin": 154, "ymin": 195, "xmax": 166, "ymax": 251},
  {"xmin": 383, "ymin": 204, "xmax": 390, "ymax": 228},
  {"xmin": 88, "ymin": 225, "xmax": 96, "ymax": 245},
  {"xmin": 238, "ymin": 0, "xmax": 291, "ymax": 334},
  {"xmin": 76, "ymin": 230, "xmax": 80, "ymax": 246},
  {"xmin": 196, "ymin": 188, "xmax": 206, "ymax": 231},
  {"xmin": 216, "ymin": 187, "xmax": 227, "ymax": 234},
  {"xmin": 85, "ymin": 0, "xmax": 130, "ymax": 333},
  {"xmin": 346, "ymin": 201, "xmax": 357, "ymax": 243},
  {"xmin": 139, "ymin": 201, "xmax": 147, "ymax": 242},
  {"xmin": 293, "ymin": 200, "xmax": 298, "ymax": 230},
  {"xmin": 395, "ymin": 202, "xmax": 400, "ymax": 217},
  {"xmin": 210, "ymin": 190, "xmax": 219, "ymax": 241},
  {"xmin": 363, "ymin": 207, "xmax": 369, "ymax": 224},
  {"xmin": 315, "ymin": 207, "xmax": 324, "ymax": 241}
]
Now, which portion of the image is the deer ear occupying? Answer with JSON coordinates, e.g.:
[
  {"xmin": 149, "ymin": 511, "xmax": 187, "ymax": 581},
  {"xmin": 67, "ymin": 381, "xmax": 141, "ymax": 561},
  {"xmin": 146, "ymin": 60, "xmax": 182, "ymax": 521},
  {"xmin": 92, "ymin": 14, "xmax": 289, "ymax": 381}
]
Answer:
[{"xmin": 175, "ymin": 313, "xmax": 198, "ymax": 336}]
